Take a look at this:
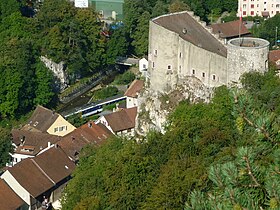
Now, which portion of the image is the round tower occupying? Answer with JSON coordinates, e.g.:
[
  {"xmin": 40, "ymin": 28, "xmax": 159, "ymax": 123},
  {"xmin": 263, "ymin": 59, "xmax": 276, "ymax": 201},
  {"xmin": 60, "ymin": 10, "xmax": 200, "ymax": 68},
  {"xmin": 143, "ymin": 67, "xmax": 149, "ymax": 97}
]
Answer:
[{"xmin": 227, "ymin": 37, "xmax": 269, "ymax": 84}]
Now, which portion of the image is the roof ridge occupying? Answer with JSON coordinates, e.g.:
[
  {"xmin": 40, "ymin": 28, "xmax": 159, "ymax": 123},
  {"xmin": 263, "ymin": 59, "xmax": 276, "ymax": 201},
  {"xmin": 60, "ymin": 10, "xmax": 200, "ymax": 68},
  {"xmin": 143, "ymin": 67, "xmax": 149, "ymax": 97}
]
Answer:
[{"xmin": 31, "ymin": 158, "xmax": 56, "ymax": 185}]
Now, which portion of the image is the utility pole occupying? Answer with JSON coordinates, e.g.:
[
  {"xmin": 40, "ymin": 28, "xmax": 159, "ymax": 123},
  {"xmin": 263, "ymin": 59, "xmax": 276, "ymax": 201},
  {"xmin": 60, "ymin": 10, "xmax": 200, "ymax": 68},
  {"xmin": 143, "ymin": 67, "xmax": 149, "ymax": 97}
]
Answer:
[{"xmin": 276, "ymin": 26, "xmax": 278, "ymax": 47}]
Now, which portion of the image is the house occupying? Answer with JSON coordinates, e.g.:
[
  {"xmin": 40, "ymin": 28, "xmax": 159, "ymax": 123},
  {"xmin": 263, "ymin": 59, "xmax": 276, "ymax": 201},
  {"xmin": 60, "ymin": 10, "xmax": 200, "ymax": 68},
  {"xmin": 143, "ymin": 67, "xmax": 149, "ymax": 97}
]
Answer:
[
  {"xmin": 269, "ymin": 50, "xmax": 280, "ymax": 70},
  {"xmin": 95, "ymin": 107, "xmax": 137, "ymax": 136},
  {"xmin": 21, "ymin": 105, "xmax": 76, "ymax": 137},
  {"xmin": 1, "ymin": 146, "xmax": 75, "ymax": 210},
  {"xmin": 139, "ymin": 58, "xmax": 149, "ymax": 78},
  {"xmin": 124, "ymin": 80, "xmax": 144, "ymax": 109},
  {"xmin": 90, "ymin": 0, "xmax": 124, "ymax": 20},
  {"xmin": 238, "ymin": 0, "xmax": 280, "ymax": 18},
  {"xmin": 9, "ymin": 129, "xmax": 61, "ymax": 166},
  {"xmin": 58, "ymin": 121, "xmax": 112, "ymax": 162},
  {"xmin": 210, "ymin": 20, "xmax": 251, "ymax": 44},
  {"xmin": 0, "ymin": 179, "xmax": 28, "ymax": 210}
]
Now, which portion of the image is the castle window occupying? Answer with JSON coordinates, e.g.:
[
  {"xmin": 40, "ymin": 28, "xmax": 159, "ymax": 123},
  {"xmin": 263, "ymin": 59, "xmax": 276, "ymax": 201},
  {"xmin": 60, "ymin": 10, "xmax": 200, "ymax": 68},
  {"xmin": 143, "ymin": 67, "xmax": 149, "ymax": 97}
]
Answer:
[
  {"xmin": 192, "ymin": 69, "xmax": 195, "ymax": 74},
  {"xmin": 179, "ymin": 52, "xmax": 182, "ymax": 58},
  {"xmin": 154, "ymin": 50, "xmax": 157, "ymax": 56},
  {"xmin": 202, "ymin": 72, "xmax": 205, "ymax": 77},
  {"xmin": 212, "ymin": 75, "xmax": 216, "ymax": 80},
  {"xmin": 179, "ymin": 65, "xmax": 182, "ymax": 73},
  {"xmin": 168, "ymin": 65, "xmax": 172, "ymax": 70},
  {"xmin": 152, "ymin": 62, "xmax": 155, "ymax": 68}
]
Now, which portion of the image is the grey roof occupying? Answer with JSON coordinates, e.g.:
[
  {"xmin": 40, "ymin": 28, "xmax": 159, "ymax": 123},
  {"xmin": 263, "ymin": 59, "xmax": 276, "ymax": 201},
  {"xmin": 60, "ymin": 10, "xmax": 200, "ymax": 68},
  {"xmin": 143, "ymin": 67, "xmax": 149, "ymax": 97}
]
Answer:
[{"xmin": 152, "ymin": 11, "xmax": 227, "ymax": 57}]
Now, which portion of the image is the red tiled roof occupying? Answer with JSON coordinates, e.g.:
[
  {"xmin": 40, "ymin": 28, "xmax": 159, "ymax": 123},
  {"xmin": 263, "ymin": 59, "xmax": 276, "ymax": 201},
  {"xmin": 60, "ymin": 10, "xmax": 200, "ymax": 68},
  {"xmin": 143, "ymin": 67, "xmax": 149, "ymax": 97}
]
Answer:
[
  {"xmin": 269, "ymin": 50, "xmax": 280, "ymax": 69},
  {"xmin": 7, "ymin": 147, "xmax": 75, "ymax": 198},
  {"xmin": 104, "ymin": 107, "xmax": 137, "ymax": 132},
  {"xmin": 0, "ymin": 180, "xmax": 25, "ymax": 210},
  {"xmin": 8, "ymin": 158, "xmax": 53, "ymax": 198},
  {"xmin": 153, "ymin": 12, "xmax": 227, "ymax": 57},
  {"xmin": 11, "ymin": 129, "xmax": 61, "ymax": 156},
  {"xmin": 124, "ymin": 80, "xmax": 144, "ymax": 98},
  {"xmin": 210, "ymin": 20, "xmax": 250, "ymax": 38},
  {"xmin": 21, "ymin": 105, "xmax": 59, "ymax": 133},
  {"xmin": 58, "ymin": 122, "xmax": 112, "ymax": 160}
]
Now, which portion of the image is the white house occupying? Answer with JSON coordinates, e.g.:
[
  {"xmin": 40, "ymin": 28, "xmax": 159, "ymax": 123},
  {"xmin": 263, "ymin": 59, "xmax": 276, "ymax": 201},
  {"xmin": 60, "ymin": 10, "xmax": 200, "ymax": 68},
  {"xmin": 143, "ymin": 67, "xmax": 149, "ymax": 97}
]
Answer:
[
  {"xmin": 124, "ymin": 80, "xmax": 144, "ymax": 109},
  {"xmin": 1, "ymin": 147, "xmax": 75, "ymax": 210},
  {"xmin": 95, "ymin": 107, "xmax": 137, "ymax": 136},
  {"xmin": 139, "ymin": 58, "xmax": 149, "ymax": 78},
  {"xmin": 9, "ymin": 129, "xmax": 61, "ymax": 166}
]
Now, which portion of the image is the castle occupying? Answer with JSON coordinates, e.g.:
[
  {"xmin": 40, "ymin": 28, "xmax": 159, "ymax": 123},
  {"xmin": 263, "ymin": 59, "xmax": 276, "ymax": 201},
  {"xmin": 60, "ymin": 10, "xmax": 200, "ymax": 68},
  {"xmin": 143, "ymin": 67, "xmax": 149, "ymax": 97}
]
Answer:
[{"xmin": 148, "ymin": 11, "xmax": 270, "ymax": 93}]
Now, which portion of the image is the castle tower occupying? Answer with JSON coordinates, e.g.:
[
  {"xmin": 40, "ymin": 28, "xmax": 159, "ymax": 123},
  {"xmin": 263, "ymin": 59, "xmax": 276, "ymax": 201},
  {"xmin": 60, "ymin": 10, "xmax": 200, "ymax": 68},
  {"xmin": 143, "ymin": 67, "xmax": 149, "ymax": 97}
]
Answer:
[{"xmin": 227, "ymin": 37, "xmax": 269, "ymax": 84}]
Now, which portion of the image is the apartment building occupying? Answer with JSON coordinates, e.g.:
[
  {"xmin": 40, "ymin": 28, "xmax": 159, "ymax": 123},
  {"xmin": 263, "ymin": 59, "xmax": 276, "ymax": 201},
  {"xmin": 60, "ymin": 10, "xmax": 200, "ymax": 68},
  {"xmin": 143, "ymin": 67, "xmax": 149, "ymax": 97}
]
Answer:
[{"xmin": 238, "ymin": 0, "xmax": 280, "ymax": 18}]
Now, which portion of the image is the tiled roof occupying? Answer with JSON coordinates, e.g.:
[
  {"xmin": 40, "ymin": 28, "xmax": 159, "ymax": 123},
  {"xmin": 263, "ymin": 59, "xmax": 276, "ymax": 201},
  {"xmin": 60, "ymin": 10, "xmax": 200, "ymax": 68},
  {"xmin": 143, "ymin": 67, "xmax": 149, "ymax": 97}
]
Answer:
[
  {"xmin": 124, "ymin": 80, "xmax": 144, "ymax": 98},
  {"xmin": 58, "ymin": 122, "xmax": 112, "ymax": 160},
  {"xmin": 210, "ymin": 20, "xmax": 250, "ymax": 38},
  {"xmin": 7, "ymin": 147, "xmax": 75, "ymax": 198},
  {"xmin": 104, "ymin": 107, "xmax": 137, "ymax": 132},
  {"xmin": 152, "ymin": 11, "xmax": 227, "ymax": 57},
  {"xmin": 21, "ymin": 105, "xmax": 59, "ymax": 133},
  {"xmin": 269, "ymin": 50, "xmax": 280, "ymax": 69},
  {"xmin": 0, "ymin": 179, "xmax": 25, "ymax": 210},
  {"xmin": 11, "ymin": 129, "xmax": 61, "ymax": 156}
]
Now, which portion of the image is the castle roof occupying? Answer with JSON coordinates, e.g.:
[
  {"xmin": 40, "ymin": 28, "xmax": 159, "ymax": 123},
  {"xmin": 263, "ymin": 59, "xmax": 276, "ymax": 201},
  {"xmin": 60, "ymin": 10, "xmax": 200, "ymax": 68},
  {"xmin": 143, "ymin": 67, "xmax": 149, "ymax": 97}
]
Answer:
[
  {"xmin": 210, "ymin": 20, "xmax": 250, "ymax": 39},
  {"xmin": 152, "ymin": 11, "xmax": 227, "ymax": 57}
]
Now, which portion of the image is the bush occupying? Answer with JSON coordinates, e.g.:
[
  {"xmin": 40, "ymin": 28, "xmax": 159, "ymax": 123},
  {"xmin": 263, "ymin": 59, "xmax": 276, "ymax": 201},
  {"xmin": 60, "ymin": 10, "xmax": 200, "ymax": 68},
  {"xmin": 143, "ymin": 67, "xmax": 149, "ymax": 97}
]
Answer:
[
  {"xmin": 94, "ymin": 86, "xmax": 119, "ymax": 100},
  {"xmin": 114, "ymin": 71, "xmax": 135, "ymax": 85}
]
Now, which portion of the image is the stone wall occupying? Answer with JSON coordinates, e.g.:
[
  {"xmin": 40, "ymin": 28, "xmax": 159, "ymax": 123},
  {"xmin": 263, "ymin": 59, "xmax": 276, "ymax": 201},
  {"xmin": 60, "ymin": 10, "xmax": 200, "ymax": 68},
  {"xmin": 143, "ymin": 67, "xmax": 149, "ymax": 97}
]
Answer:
[
  {"xmin": 227, "ymin": 37, "xmax": 270, "ymax": 84},
  {"xmin": 40, "ymin": 56, "xmax": 68, "ymax": 91}
]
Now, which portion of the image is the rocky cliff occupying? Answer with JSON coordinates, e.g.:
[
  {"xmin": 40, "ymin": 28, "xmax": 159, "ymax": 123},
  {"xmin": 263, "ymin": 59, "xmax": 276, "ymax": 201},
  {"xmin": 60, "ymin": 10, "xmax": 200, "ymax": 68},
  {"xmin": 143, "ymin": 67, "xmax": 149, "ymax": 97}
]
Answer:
[
  {"xmin": 40, "ymin": 56, "xmax": 68, "ymax": 91},
  {"xmin": 136, "ymin": 76, "xmax": 213, "ymax": 135}
]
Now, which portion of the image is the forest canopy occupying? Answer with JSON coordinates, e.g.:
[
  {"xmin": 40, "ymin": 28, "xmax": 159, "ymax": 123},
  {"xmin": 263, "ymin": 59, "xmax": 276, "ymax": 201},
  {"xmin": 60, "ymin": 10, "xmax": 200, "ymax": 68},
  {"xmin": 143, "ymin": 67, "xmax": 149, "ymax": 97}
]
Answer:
[{"xmin": 62, "ymin": 69, "xmax": 280, "ymax": 210}]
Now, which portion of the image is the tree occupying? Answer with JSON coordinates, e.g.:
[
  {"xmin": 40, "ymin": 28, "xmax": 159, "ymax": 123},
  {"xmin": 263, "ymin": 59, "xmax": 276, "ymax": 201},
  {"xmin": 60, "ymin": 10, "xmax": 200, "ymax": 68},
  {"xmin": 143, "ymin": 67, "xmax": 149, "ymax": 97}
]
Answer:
[
  {"xmin": 169, "ymin": 0, "xmax": 190, "ymax": 13},
  {"xmin": 0, "ymin": 128, "xmax": 12, "ymax": 168},
  {"xmin": 131, "ymin": 11, "xmax": 151, "ymax": 56}
]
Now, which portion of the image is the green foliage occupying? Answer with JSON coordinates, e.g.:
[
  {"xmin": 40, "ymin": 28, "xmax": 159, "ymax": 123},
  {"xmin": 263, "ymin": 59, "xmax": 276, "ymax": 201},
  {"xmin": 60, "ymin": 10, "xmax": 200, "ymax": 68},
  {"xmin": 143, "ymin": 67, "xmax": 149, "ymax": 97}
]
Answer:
[
  {"xmin": 93, "ymin": 86, "xmax": 119, "ymax": 100},
  {"xmin": 113, "ymin": 71, "xmax": 135, "ymax": 85},
  {"xmin": 252, "ymin": 14, "xmax": 280, "ymax": 47},
  {"xmin": 0, "ymin": 127, "xmax": 12, "ymax": 168}
]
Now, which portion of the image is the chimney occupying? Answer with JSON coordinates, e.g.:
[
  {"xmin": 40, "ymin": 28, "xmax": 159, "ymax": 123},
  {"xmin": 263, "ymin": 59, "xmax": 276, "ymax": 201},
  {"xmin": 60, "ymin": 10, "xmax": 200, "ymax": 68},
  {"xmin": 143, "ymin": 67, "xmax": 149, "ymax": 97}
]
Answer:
[
  {"xmin": 48, "ymin": 142, "xmax": 51, "ymax": 148},
  {"xmin": 182, "ymin": 28, "xmax": 187, "ymax": 34},
  {"xmin": 20, "ymin": 136, "xmax": 25, "ymax": 145},
  {"xmin": 88, "ymin": 122, "xmax": 92, "ymax": 128}
]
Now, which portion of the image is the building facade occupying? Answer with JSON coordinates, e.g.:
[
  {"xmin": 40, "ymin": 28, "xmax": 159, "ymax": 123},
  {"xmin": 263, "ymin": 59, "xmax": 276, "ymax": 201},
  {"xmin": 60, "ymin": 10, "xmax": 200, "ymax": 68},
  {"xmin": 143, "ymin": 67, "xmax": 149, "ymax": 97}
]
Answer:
[
  {"xmin": 90, "ymin": 0, "xmax": 124, "ymax": 20},
  {"xmin": 238, "ymin": 0, "xmax": 280, "ymax": 18}
]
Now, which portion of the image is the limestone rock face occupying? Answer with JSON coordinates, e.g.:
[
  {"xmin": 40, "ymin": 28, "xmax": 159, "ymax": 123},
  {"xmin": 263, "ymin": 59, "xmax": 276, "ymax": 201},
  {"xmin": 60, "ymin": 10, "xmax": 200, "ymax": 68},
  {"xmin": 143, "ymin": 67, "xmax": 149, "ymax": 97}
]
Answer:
[
  {"xmin": 136, "ymin": 76, "xmax": 212, "ymax": 135},
  {"xmin": 40, "ymin": 56, "xmax": 68, "ymax": 91}
]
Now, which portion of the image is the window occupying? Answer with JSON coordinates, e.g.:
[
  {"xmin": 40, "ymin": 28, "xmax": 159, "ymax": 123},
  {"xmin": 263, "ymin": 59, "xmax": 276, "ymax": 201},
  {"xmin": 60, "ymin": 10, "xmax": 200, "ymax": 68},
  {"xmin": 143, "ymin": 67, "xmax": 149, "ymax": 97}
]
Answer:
[
  {"xmin": 192, "ymin": 69, "xmax": 195, "ymax": 74},
  {"xmin": 54, "ymin": 127, "xmax": 58, "ymax": 132},
  {"xmin": 243, "ymin": 11, "xmax": 247, "ymax": 15},
  {"xmin": 167, "ymin": 65, "xmax": 172, "ymax": 70},
  {"xmin": 212, "ymin": 75, "xmax": 216, "ymax": 80},
  {"xmin": 154, "ymin": 50, "xmax": 157, "ymax": 56},
  {"xmin": 276, "ymin": 4, "xmax": 280, "ymax": 8},
  {"xmin": 202, "ymin": 72, "xmax": 205, "ymax": 77},
  {"xmin": 143, "ymin": 64, "xmax": 147, "ymax": 69},
  {"xmin": 179, "ymin": 65, "xmax": 182, "ymax": 73},
  {"xmin": 152, "ymin": 62, "xmax": 155, "ymax": 68},
  {"xmin": 251, "ymin": 4, "xmax": 254, "ymax": 8},
  {"xmin": 251, "ymin": 11, "xmax": 254, "ymax": 15},
  {"xmin": 243, "ymin": 4, "xmax": 246, "ymax": 8},
  {"xmin": 179, "ymin": 52, "xmax": 182, "ymax": 58}
]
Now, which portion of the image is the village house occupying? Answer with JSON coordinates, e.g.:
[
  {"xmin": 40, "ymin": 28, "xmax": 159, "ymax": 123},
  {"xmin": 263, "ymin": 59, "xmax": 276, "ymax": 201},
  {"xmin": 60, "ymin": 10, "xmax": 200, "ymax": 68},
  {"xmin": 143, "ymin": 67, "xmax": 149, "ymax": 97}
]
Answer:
[
  {"xmin": 139, "ymin": 58, "xmax": 149, "ymax": 78},
  {"xmin": 8, "ymin": 129, "xmax": 61, "ymax": 166},
  {"xmin": 21, "ymin": 105, "xmax": 76, "ymax": 137},
  {"xmin": 210, "ymin": 20, "xmax": 251, "ymax": 44},
  {"xmin": 95, "ymin": 107, "xmax": 137, "ymax": 136},
  {"xmin": 269, "ymin": 50, "xmax": 280, "ymax": 70},
  {"xmin": 124, "ymin": 80, "xmax": 144, "ymax": 109},
  {"xmin": 58, "ymin": 121, "xmax": 112, "ymax": 162},
  {"xmin": 0, "ymin": 179, "xmax": 28, "ymax": 210},
  {"xmin": 1, "ymin": 146, "xmax": 75, "ymax": 210}
]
